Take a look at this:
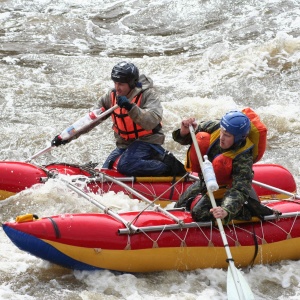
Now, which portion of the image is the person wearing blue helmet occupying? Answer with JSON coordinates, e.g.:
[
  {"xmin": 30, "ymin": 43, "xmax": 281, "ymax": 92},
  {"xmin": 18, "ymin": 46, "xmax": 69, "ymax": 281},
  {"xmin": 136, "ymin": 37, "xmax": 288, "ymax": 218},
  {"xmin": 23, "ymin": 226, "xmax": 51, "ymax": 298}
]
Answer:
[
  {"xmin": 220, "ymin": 111, "xmax": 251, "ymax": 145},
  {"xmin": 172, "ymin": 110, "xmax": 267, "ymax": 224}
]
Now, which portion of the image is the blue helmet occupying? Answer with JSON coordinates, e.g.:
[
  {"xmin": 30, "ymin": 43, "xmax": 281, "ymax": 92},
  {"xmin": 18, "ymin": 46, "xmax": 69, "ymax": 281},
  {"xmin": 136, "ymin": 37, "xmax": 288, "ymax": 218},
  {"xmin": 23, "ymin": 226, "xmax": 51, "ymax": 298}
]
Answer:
[
  {"xmin": 220, "ymin": 111, "xmax": 251, "ymax": 144},
  {"xmin": 111, "ymin": 61, "xmax": 139, "ymax": 89}
]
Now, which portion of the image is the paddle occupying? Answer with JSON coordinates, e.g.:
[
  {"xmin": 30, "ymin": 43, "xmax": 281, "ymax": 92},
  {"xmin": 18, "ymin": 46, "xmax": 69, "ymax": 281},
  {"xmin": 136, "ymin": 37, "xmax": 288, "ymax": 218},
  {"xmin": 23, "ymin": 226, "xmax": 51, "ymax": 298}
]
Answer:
[
  {"xmin": 56, "ymin": 174, "xmax": 139, "ymax": 233},
  {"xmin": 252, "ymin": 180, "xmax": 300, "ymax": 200},
  {"xmin": 57, "ymin": 173, "xmax": 186, "ymax": 234},
  {"xmin": 98, "ymin": 172, "xmax": 184, "ymax": 225},
  {"xmin": 189, "ymin": 173, "xmax": 300, "ymax": 201},
  {"xmin": 189, "ymin": 125, "xmax": 254, "ymax": 300},
  {"xmin": 25, "ymin": 104, "xmax": 119, "ymax": 163},
  {"xmin": 25, "ymin": 145, "xmax": 53, "ymax": 163}
]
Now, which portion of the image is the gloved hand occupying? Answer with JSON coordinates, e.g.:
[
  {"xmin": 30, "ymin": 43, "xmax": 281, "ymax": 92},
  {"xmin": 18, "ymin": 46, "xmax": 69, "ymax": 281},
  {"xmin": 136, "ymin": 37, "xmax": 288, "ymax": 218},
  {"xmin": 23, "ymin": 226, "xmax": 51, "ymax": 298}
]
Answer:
[
  {"xmin": 117, "ymin": 96, "xmax": 133, "ymax": 111},
  {"xmin": 51, "ymin": 135, "xmax": 69, "ymax": 147}
]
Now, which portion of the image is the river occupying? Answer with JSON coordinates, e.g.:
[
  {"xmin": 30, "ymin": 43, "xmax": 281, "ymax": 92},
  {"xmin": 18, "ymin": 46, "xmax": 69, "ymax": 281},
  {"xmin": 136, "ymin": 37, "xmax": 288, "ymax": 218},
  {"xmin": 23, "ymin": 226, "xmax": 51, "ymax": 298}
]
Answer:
[{"xmin": 1, "ymin": 0, "xmax": 300, "ymax": 299}]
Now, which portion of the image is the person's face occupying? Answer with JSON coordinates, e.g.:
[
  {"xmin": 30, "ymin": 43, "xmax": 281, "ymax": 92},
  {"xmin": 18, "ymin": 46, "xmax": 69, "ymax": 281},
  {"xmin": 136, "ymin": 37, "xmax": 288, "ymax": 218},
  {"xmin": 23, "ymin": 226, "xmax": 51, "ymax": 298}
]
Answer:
[
  {"xmin": 114, "ymin": 82, "xmax": 131, "ymax": 96},
  {"xmin": 219, "ymin": 128, "xmax": 235, "ymax": 149}
]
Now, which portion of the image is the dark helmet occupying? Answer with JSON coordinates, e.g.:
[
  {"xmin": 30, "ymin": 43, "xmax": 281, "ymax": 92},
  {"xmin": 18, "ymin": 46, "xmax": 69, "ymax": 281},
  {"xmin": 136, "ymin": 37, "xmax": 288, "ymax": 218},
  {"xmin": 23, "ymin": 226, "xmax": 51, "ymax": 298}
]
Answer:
[
  {"xmin": 111, "ymin": 61, "xmax": 139, "ymax": 89},
  {"xmin": 220, "ymin": 111, "xmax": 251, "ymax": 144}
]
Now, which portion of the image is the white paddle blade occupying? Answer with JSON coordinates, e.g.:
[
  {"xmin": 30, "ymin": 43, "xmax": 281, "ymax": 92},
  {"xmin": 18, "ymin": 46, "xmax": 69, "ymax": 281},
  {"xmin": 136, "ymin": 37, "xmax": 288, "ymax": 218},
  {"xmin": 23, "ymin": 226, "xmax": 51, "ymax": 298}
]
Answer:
[{"xmin": 227, "ymin": 266, "xmax": 255, "ymax": 300}]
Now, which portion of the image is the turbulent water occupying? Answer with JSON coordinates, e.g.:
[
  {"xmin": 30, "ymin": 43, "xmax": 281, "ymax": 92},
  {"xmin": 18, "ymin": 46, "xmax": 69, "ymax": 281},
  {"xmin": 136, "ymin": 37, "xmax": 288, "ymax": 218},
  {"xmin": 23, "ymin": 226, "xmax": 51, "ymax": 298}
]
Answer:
[{"xmin": 1, "ymin": 0, "xmax": 300, "ymax": 299}]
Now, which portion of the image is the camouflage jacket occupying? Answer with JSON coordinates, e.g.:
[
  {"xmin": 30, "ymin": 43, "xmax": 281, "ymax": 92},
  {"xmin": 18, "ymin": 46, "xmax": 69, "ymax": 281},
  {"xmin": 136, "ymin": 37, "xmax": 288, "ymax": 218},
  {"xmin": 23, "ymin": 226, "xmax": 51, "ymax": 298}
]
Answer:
[{"xmin": 172, "ymin": 119, "xmax": 254, "ymax": 224}]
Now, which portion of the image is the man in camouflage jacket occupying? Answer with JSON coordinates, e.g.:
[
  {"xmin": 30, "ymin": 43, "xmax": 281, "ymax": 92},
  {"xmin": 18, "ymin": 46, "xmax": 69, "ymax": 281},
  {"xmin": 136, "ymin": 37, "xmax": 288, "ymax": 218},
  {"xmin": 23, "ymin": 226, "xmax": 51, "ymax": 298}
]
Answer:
[{"xmin": 172, "ymin": 115, "xmax": 254, "ymax": 224}]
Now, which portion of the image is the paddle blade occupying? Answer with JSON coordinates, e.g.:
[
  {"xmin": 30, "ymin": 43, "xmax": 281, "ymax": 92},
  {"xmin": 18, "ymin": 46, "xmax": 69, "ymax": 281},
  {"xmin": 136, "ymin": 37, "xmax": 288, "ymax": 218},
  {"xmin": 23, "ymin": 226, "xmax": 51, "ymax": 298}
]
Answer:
[{"xmin": 227, "ymin": 266, "xmax": 255, "ymax": 300}]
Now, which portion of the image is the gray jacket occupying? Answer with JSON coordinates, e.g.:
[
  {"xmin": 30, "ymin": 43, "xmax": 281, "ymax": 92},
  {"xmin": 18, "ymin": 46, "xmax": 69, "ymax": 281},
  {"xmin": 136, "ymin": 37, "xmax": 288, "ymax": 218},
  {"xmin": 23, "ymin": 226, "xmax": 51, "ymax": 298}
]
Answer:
[{"xmin": 72, "ymin": 74, "xmax": 165, "ymax": 148}]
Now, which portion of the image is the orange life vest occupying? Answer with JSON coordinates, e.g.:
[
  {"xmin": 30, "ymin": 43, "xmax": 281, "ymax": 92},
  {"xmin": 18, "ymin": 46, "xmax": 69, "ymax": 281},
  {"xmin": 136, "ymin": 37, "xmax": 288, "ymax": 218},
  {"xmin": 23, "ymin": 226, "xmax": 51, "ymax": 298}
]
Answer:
[
  {"xmin": 189, "ymin": 132, "xmax": 254, "ymax": 185},
  {"xmin": 111, "ymin": 91, "xmax": 153, "ymax": 140},
  {"xmin": 186, "ymin": 107, "xmax": 267, "ymax": 185},
  {"xmin": 241, "ymin": 107, "xmax": 267, "ymax": 163}
]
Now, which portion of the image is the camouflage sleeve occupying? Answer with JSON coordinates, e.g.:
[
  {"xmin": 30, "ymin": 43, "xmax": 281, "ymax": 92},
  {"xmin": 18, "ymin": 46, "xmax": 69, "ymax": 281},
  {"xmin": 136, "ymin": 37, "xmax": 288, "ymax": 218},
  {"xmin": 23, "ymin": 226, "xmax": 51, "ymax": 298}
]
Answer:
[
  {"xmin": 172, "ymin": 129, "xmax": 192, "ymax": 145},
  {"xmin": 221, "ymin": 150, "xmax": 254, "ymax": 224},
  {"xmin": 172, "ymin": 120, "xmax": 220, "ymax": 145},
  {"xmin": 197, "ymin": 120, "xmax": 220, "ymax": 134}
]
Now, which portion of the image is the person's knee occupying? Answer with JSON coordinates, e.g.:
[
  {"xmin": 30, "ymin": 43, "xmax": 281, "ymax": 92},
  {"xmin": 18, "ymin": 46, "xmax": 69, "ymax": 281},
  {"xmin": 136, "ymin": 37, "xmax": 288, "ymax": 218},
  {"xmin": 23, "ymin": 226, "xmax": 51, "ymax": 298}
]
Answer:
[
  {"xmin": 191, "ymin": 199, "xmax": 212, "ymax": 222},
  {"xmin": 191, "ymin": 208, "xmax": 212, "ymax": 222},
  {"xmin": 117, "ymin": 159, "xmax": 139, "ymax": 175},
  {"xmin": 117, "ymin": 161, "xmax": 129, "ymax": 174},
  {"xmin": 103, "ymin": 148, "xmax": 124, "ymax": 168}
]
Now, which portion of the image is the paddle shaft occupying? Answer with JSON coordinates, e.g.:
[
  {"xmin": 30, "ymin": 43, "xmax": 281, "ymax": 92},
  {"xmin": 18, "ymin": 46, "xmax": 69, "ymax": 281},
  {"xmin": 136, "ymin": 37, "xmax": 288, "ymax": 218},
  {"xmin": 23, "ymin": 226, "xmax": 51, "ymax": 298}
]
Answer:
[
  {"xmin": 58, "ymin": 175, "xmax": 139, "ymax": 233},
  {"xmin": 98, "ymin": 172, "xmax": 184, "ymax": 226},
  {"xmin": 25, "ymin": 104, "xmax": 119, "ymax": 162},
  {"xmin": 189, "ymin": 173, "xmax": 300, "ymax": 200},
  {"xmin": 25, "ymin": 146, "xmax": 53, "ymax": 163},
  {"xmin": 189, "ymin": 125, "xmax": 249, "ymax": 300},
  {"xmin": 252, "ymin": 180, "xmax": 300, "ymax": 199}
]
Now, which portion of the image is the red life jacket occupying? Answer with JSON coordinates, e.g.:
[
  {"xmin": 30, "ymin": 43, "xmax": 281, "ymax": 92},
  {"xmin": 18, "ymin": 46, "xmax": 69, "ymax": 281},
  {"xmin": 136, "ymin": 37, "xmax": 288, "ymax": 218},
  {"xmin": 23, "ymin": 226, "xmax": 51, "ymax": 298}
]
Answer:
[
  {"xmin": 111, "ymin": 91, "xmax": 154, "ymax": 140},
  {"xmin": 189, "ymin": 131, "xmax": 254, "ymax": 185}
]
